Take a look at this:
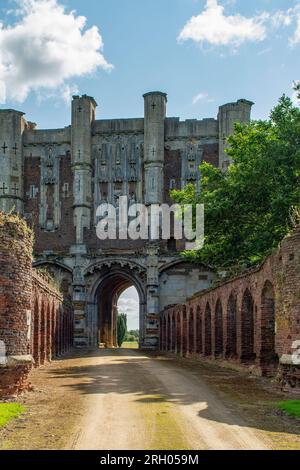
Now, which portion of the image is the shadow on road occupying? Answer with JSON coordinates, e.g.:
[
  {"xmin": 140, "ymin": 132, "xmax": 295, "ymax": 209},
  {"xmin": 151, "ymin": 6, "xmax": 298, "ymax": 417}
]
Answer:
[{"xmin": 47, "ymin": 348, "xmax": 300, "ymax": 437}]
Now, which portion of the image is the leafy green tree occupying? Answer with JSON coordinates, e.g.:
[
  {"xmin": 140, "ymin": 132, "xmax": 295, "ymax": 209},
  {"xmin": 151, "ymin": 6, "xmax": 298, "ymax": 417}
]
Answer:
[
  {"xmin": 171, "ymin": 95, "xmax": 300, "ymax": 270},
  {"xmin": 117, "ymin": 313, "xmax": 127, "ymax": 348},
  {"xmin": 125, "ymin": 330, "xmax": 139, "ymax": 342}
]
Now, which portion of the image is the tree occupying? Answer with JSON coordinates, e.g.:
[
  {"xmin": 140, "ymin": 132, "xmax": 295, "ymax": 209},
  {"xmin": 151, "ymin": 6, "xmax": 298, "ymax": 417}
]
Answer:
[
  {"xmin": 171, "ymin": 95, "xmax": 300, "ymax": 270},
  {"xmin": 125, "ymin": 330, "xmax": 139, "ymax": 342},
  {"xmin": 294, "ymin": 81, "xmax": 300, "ymax": 102},
  {"xmin": 117, "ymin": 313, "xmax": 127, "ymax": 348}
]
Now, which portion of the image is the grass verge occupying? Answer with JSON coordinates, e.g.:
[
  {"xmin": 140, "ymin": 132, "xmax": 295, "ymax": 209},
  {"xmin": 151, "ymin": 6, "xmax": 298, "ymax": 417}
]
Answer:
[
  {"xmin": 277, "ymin": 400, "xmax": 300, "ymax": 419},
  {"xmin": 0, "ymin": 403, "xmax": 25, "ymax": 428},
  {"xmin": 122, "ymin": 342, "xmax": 139, "ymax": 349}
]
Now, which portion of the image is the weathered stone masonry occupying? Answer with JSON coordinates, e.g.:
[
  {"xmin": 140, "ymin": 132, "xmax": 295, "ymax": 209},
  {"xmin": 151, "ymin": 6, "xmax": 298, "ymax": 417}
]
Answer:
[
  {"xmin": 161, "ymin": 229, "xmax": 300, "ymax": 390},
  {"xmin": 0, "ymin": 213, "xmax": 73, "ymax": 397}
]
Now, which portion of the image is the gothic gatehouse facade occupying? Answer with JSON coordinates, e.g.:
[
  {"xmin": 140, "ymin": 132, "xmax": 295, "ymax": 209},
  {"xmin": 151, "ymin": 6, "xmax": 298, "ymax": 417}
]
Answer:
[{"xmin": 0, "ymin": 92, "xmax": 253, "ymax": 349}]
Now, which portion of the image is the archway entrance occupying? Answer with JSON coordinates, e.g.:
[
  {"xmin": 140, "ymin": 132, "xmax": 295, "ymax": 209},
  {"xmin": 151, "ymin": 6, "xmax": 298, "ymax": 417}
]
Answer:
[
  {"xmin": 86, "ymin": 261, "xmax": 146, "ymax": 349},
  {"xmin": 117, "ymin": 287, "xmax": 140, "ymax": 348}
]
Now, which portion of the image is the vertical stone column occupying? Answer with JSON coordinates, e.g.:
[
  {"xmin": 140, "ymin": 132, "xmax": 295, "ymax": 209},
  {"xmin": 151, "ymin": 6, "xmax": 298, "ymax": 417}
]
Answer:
[
  {"xmin": 71, "ymin": 95, "xmax": 97, "ymax": 348},
  {"xmin": 71, "ymin": 95, "xmax": 97, "ymax": 245},
  {"xmin": 0, "ymin": 214, "xmax": 33, "ymax": 397},
  {"xmin": 143, "ymin": 244, "xmax": 160, "ymax": 349},
  {"xmin": 0, "ymin": 110, "xmax": 26, "ymax": 214},
  {"xmin": 218, "ymin": 99, "xmax": 253, "ymax": 171},
  {"xmin": 143, "ymin": 91, "xmax": 167, "ymax": 205},
  {"xmin": 72, "ymin": 263, "xmax": 87, "ymax": 348}
]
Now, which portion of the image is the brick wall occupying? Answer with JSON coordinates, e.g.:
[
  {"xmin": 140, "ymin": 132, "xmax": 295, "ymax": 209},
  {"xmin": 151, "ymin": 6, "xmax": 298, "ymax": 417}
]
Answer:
[
  {"xmin": 24, "ymin": 153, "xmax": 76, "ymax": 254},
  {"xmin": 0, "ymin": 213, "xmax": 73, "ymax": 397},
  {"xmin": 161, "ymin": 228, "xmax": 300, "ymax": 390},
  {"xmin": 0, "ymin": 213, "xmax": 33, "ymax": 396},
  {"xmin": 31, "ymin": 271, "xmax": 73, "ymax": 368}
]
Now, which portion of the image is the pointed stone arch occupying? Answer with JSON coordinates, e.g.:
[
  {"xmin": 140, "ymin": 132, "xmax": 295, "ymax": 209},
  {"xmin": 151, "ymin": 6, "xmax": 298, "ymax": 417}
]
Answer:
[{"xmin": 86, "ymin": 260, "xmax": 147, "ymax": 348}]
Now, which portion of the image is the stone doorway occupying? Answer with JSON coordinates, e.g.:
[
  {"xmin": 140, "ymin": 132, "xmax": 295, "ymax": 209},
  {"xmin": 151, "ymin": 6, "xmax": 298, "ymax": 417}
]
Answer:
[{"xmin": 86, "ymin": 262, "xmax": 146, "ymax": 349}]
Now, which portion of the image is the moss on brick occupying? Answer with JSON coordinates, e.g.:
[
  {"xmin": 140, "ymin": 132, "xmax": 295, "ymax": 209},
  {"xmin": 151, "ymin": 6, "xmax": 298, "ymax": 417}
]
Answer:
[{"xmin": 0, "ymin": 211, "xmax": 33, "ymax": 258}]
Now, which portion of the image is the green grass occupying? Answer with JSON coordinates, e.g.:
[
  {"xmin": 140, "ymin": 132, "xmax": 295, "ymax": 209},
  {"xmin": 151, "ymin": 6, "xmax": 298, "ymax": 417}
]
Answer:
[
  {"xmin": 0, "ymin": 403, "xmax": 25, "ymax": 428},
  {"xmin": 277, "ymin": 401, "xmax": 300, "ymax": 419},
  {"xmin": 121, "ymin": 342, "xmax": 139, "ymax": 349}
]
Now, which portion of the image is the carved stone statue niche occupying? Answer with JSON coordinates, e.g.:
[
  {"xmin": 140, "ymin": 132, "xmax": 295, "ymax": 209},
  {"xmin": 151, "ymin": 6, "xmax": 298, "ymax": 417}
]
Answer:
[
  {"xmin": 99, "ymin": 163, "xmax": 108, "ymax": 182},
  {"xmin": 187, "ymin": 142, "xmax": 197, "ymax": 162},
  {"xmin": 46, "ymin": 147, "xmax": 55, "ymax": 167},
  {"xmin": 113, "ymin": 165, "xmax": 122, "ymax": 182},
  {"xmin": 101, "ymin": 143, "xmax": 108, "ymax": 165},
  {"xmin": 44, "ymin": 147, "xmax": 56, "ymax": 185},
  {"xmin": 129, "ymin": 164, "xmax": 137, "ymax": 182}
]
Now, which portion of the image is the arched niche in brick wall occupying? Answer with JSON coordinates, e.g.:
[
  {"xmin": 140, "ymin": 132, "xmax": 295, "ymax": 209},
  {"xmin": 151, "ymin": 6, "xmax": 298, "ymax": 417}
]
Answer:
[
  {"xmin": 226, "ymin": 294, "xmax": 237, "ymax": 358},
  {"xmin": 176, "ymin": 310, "xmax": 181, "ymax": 355},
  {"xmin": 204, "ymin": 303, "xmax": 212, "ymax": 356},
  {"xmin": 182, "ymin": 306, "xmax": 188, "ymax": 357},
  {"xmin": 189, "ymin": 308, "xmax": 195, "ymax": 355},
  {"xmin": 196, "ymin": 306, "xmax": 202, "ymax": 354},
  {"xmin": 215, "ymin": 300, "xmax": 223, "ymax": 357},
  {"xmin": 261, "ymin": 281, "xmax": 277, "ymax": 366},
  {"xmin": 241, "ymin": 289, "xmax": 256, "ymax": 362},
  {"xmin": 171, "ymin": 313, "xmax": 176, "ymax": 352}
]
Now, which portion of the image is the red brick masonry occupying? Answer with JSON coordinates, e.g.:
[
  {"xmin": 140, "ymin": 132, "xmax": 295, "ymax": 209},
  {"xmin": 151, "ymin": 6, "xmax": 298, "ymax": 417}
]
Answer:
[
  {"xmin": 0, "ymin": 214, "xmax": 73, "ymax": 397},
  {"xmin": 161, "ymin": 229, "xmax": 300, "ymax": 390}
]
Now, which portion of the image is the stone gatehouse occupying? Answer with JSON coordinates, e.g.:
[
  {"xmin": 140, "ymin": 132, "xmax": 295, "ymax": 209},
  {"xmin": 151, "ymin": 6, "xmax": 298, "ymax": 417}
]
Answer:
[{"xmin": 0, "ymin": 91, "xmax": 252, "ymax": 349}]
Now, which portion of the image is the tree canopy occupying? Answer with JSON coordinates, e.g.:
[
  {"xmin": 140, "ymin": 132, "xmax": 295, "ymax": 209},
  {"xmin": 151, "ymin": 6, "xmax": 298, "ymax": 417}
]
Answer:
[{"xmin": 171, "ymin": 95, "xmax": 300, "ymax": 270}]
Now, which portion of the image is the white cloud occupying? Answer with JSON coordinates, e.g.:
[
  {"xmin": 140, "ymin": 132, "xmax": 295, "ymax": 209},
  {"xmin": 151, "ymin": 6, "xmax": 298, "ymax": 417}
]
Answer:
[
  {"xmin": 271, "ymin": 10, "xmax": 293, "ymax": 29},
  {"xmin": 178, "ymin": 0, "xmax": 268, "ymax": 48},
  {"xmin": 192, "ymin": 92, "xmax": 214, "ymax": 105},
  {"xmin": 61, "ymin": 84, "xmax": 80, "ymax": 104},
  {"xmin": 0, "ymin": 0, "xmax": 113, "ymax": 104},
  {"xmin": 290, "ymin": 7, "xmax": 300, "ymax": 45},
  {"xmin": 178, "ymin": 1, "xmax": 300, "ymax": 49}
]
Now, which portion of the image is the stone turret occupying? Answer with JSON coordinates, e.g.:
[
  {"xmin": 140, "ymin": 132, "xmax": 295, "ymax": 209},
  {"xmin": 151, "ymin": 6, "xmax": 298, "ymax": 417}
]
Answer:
[
  {"xmin": 143, "ymin": 91, "xmax": 167, "ymax": 205},
  {"xmin": 218, "ymin": 99, "xmax": 254, "ymax": 170},
  {"xmin": 0, "ymin": 110, "xmax": 26, "ymax": 214},
  {"xmin": 71, "ymin": 95, "xmax": 97, "ymax": 244}
]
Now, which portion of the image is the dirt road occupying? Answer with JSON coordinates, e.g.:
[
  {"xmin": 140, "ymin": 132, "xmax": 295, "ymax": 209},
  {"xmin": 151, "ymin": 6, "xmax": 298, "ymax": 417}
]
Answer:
[
  {"xmin": 1, "ymin": 348, "xmax": 299, "ymax": 451},
  {"xmin": 69, "ymin": 349, "xmax": 269, "ymax": 450}
]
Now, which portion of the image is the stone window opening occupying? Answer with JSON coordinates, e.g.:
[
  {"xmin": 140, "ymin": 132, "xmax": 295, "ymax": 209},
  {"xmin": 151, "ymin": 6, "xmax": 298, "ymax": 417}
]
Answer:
[
  {"xmin": 169, "ymin": 179, "xmax": 176, "ymax": 190},
  {"xmin": 29, "ymin": 185, "xmax": 38, "ymax": 199},
  {"xmin": 62, "ymin": 182, "xmax": 69, "ymax": 198}
]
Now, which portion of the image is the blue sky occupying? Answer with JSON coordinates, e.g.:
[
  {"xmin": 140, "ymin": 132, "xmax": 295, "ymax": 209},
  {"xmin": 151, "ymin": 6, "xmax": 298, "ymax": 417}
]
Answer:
[{"xmin": 0, "ymin": 0, "xmax": 299, "ymax": 129}]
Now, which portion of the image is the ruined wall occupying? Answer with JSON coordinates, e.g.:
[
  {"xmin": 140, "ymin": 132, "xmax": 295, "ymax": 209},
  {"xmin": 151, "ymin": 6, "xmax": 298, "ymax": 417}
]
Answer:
[
  {"xmin": 31, "ymin": 271, "xmax": 73, "ymax": 368},
  {"xmin": 0, "ymin": 213, "xmax": 33, "ymax": 396},
  {"xmin": 0, "ymin": 213, "xmax": 73, "ymax": 397},
  {"xmin": 161, "ymin": 229, "xmax": 300, "ymax": 389}
]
